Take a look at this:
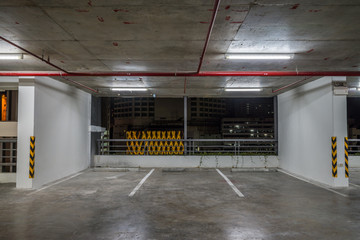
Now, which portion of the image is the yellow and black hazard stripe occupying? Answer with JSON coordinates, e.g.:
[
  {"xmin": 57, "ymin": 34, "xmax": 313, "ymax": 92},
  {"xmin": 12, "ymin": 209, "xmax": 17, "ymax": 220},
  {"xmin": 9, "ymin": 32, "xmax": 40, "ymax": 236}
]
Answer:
[
  {"xmin": 29, "ymin": 136, "xmax": 35, "ymax": 179},
  {"xmin": 344, "ymin": 137, "xmax": 349, "ymax": 178},
  {"xmin": 331, "ymin": 136, "xmax": 337, "ymax": 178}
]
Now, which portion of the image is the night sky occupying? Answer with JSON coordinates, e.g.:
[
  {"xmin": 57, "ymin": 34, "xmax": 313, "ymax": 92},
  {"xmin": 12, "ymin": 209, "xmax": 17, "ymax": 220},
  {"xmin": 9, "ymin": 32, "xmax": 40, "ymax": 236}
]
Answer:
[{"xmin": 347, "ymin": 98, "xmax": 360, "ymax": 128}]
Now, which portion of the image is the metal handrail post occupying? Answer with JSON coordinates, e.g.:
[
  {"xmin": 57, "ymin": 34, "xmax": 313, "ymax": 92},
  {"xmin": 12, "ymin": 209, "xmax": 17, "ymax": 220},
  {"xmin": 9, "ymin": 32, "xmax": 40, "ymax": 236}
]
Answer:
[{"xmin": 97, "ymin": 140, "xmax": 101, "ymax": 155}]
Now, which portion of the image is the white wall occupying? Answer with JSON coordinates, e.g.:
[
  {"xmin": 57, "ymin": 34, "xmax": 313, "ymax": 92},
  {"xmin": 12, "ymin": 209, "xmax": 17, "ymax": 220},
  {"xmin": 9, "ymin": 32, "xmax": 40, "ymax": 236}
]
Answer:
[
  {"xmin": 278, "ymin": 76, "xmax": 348, "ymax": 187},
  {"xmin": 16, "ymin": 77, "xmax": 91, "ymax": 188}
]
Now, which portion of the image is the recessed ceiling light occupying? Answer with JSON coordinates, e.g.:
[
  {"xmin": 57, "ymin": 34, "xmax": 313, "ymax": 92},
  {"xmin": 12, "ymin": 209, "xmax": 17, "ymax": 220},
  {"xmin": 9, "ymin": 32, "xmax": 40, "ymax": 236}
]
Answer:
[
  {"xmin": 111, "ymin": 88, "xmax": 147, "ymax": 91},
  {"xmin": 225, "ymin": 88, "xmax": 263, "ymax": 92},
  {"xmin": 225, "ymin": 53, "xmax": 294, "ymax": 60},
  {"xmin": 0, "ymin": 53, "xmax": 23, "ymax": 60}
]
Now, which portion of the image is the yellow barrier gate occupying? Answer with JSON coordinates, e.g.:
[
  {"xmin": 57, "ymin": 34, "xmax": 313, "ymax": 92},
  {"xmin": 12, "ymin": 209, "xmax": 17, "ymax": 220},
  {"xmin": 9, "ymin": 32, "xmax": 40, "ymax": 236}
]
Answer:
[{"xmin": 126, "ymin": 131, "xmax": 184, "ymax": 155}]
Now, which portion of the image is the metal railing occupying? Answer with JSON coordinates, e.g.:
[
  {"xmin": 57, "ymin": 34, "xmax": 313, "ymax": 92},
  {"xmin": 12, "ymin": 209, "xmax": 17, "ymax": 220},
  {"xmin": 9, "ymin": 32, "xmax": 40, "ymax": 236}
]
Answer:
[
  {"xmin": 97, "ymin": 139, "xmax": 277, "ymax": 156},
  {"xmin": 0, "ymin": 138, "xmax": 17, "ymax": 173},
  {"xmin": 349, "ymin": 139, "xmax": 360, "ymax": 155}
]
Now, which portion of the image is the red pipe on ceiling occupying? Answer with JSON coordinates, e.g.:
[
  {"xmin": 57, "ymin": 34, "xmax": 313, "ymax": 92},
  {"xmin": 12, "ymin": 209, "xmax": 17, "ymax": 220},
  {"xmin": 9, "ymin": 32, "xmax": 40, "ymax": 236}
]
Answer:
[
  {"xmin": 0, "ymin": 71, "xmax": 359, "ymax": 77},
  {"xmin": 196, "ymin": 0, "xmax": 221, "ymax": 73},
  {"xmin": 0, "ymin": 36, "xmax": 69, "ymax": 73},
  {"xmin": 0, "ymin": 36, "xmax": 99, "ymax": 93}
]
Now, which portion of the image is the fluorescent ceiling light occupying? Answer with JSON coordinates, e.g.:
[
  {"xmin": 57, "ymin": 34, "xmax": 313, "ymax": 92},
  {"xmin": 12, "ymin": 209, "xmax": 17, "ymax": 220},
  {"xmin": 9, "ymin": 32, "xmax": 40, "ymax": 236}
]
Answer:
[
  {"xmin": 225, "ymin": 53, "xmax": 294, "ymax": 60},
  {"xmin": 225, "ymin": 88, "xmax": 263, "ymax": 92},
  {"xmin": 111, "ymin": 88, "xmax": 147, "ymax": 91},
  {"xmin": 0, "ymin": 53, "xmax": 23, "ymax": 60}
]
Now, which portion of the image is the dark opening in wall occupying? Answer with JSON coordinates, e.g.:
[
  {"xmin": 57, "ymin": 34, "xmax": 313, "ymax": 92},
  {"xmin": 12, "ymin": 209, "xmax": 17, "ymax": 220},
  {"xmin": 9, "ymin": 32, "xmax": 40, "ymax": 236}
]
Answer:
[
  {"xmin": 0, "ymin": 90, "xmax": 17, "ymax": 122},
  {"xmin": 104, "ymin": 97, "xmax": 275, "ymax": 140}
]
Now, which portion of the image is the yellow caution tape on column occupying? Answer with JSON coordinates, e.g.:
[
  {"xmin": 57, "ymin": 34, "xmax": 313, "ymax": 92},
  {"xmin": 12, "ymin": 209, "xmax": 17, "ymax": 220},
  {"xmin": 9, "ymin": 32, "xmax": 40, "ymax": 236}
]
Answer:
[
  {"xmin": 344, "ymin": 137, "xmax": 349, "ymax": 178},
  {"xmin": 331, "ymin": 137, "xmax": 337, "ymax": 178},
  {"xmin": 29, "ymin": 136, "xmax": 35, "ymax": 179}
]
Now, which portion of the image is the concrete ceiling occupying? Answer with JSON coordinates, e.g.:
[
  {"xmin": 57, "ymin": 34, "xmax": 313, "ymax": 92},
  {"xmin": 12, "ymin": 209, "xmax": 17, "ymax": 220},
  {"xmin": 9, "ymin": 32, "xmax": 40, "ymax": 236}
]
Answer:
[{"xmin": 0, "ymin": 0, "xmax": 360, "ymax": 97}]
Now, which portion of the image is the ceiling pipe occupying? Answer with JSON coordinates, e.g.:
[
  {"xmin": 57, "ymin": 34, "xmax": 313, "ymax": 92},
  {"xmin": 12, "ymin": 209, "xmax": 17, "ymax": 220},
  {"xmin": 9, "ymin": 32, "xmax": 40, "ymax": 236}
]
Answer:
[
  {"xmin": 61, "ymin": 76, "xmax": 99, "ymax": 93},
  {"xmin": 0, "ymin": 36, "xmax": 69, "ymax": 73},
  {"xmin": 272, "ymin": 77, "xmax": 313, "ymax": 93},
  {"xmin": 196, "ymin": 0, "xmax": 221, "ymax": 73},
  {"xmin": 1, "ymin": 71, "xmax": 360, "ymax": 77},
  {"xmin": 0, "ymin": 36, "xmax": 98, "ymax": 93}
]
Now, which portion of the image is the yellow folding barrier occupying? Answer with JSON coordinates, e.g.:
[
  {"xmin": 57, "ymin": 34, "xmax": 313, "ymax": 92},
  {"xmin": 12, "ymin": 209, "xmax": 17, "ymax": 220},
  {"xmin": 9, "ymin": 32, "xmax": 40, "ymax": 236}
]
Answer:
[{"xmin": 126, "ymin": 130, "xmax": 183, "ymax": 155}]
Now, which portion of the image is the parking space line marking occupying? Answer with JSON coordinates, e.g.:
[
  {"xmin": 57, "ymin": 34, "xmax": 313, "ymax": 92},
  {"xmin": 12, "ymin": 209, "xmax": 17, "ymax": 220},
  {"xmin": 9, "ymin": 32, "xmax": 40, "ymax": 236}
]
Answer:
[
  {"xmin": 350, "ymin": 183, "xmax": 360, "ymax": 188},
  {"xmin": 216, "ymin": 169, "xmax": 244, "ymax": 198},
  {"xmin": 278, "ymin": 169, "xmax": 348, "ymax": 198},
  {"xmin": 28, "ymin": 172, "xmax": 84, "ymax": 195},
  {"xmin": 129, "ymin": 169, "xmax": 155, "ymax": 197}
]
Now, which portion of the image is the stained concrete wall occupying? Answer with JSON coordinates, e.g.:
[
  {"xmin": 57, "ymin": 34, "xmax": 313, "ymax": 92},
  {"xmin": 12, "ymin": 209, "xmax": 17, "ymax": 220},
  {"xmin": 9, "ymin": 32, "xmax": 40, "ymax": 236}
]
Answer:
[
  {"xmin": 94, "ymin": 155, "xmax": 279, "ymax": 169},
  {"xmin": 17, "ymin": 77, "xmax": 91, "ymax": 188},
  {"xmin": 278, "ymin": 76, "xmax": 348, "ymax": 187}
]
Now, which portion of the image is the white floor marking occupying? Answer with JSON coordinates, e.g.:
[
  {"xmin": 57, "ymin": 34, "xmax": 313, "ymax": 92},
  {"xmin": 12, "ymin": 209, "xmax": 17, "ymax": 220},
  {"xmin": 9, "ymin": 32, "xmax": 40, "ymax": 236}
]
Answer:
[
  {"xmin": 216, "ymin": 169, "xmax": 244, "ymax": 198},
  {"xmin": 105, "ymin": 173, "xmax": 126, "ymax": 180},
  {"xmin": 277, "ymin": 169, "xmax": 348, "ymax": 198},
  {"xmin": 350, "ymin": 183, "xmax": 360, "ymax": 188},
  {"xmin": 129, "ymin": 169, "xmax": 155, "ymax": 197},
  {"xmin": 28, "ymin": 172, "xmax": 84, "ymax": 195},
  {"xmin": 105, "ymin": 176, "xmax": 118, "ymax": 180}
]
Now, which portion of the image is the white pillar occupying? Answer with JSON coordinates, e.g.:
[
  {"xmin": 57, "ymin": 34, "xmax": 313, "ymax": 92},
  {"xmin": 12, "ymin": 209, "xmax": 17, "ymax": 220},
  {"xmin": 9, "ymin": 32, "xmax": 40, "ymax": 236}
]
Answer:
[
  {"xmin": 332, "ymin": 77, "xmax": 348, "ymax": 187},
  {"xmin": 16, "ymin": 78, "xmax": 35, "ymax": 189},
  {"xmin": 278, "ymin": 76, "xmax": 348, "ymax": 187}
]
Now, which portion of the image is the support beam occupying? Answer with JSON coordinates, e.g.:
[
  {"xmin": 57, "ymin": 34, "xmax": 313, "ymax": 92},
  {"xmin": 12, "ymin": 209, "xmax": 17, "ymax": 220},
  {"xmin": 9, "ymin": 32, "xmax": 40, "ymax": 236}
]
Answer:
[
  {"xmin": 184, "ymin": 96, "xmax": 188, "ymax": 154},
  {"xmin": 0, "ymin": 71, "xmax": 360, "ymax": 77},
  {"xmin": 273, "ymin": 96, "xmax": 278, "ymax": 154}
]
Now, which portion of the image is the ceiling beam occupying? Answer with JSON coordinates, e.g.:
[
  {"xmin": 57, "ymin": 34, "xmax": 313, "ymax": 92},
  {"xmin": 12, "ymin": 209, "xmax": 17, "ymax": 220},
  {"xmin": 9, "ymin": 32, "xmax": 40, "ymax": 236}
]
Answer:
[{"xmin": 0, "ymin": 71, "xmax": 360, "ymax": 77}]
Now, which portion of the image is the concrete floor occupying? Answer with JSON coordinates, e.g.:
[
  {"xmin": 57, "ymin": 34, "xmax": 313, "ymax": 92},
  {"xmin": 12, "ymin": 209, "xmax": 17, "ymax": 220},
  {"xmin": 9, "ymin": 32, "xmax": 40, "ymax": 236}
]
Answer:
[{"xmin": 1, "ymin": 169, "xmax": 360, "ymax": 240}]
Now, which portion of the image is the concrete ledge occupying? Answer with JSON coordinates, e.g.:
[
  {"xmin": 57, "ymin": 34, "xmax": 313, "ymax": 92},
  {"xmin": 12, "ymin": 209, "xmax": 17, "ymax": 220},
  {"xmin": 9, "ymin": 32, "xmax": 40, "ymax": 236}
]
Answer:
[
  {"xmin": 231, "ymin": 168, "xmax": 277, "ymax": 172},
  {"xmin": 0, "ymin": 173, "xmax": 16, "ymax": 183},
  {"xmin": 349, "ymin": 156, "xmax": 360, "ymax": 168},
  {"xmin": 0, "ymin": 122, "xmax": 17, "ymax": 137},
  {"xmin": 92, "ymin": 167, "xmax": 144, "ymax": 172},
  {"xmin": 94, "ymin": 155, "xmax": 279, "ymax": 169}
]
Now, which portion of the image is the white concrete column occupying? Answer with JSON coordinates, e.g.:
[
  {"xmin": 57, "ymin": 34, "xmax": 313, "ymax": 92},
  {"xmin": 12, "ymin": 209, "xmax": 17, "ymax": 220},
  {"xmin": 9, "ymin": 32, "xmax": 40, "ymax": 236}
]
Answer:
[
  {"xmin": 16, "ymin": 78, "xmax": 35, "ymax": 188},
  {"xmin": 278, "ymin": 76, "xmax": 348, "ymax": 187},
  {"xmin": 332, "ymin": 77, "xmax": 348, "ymax": 187}
]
